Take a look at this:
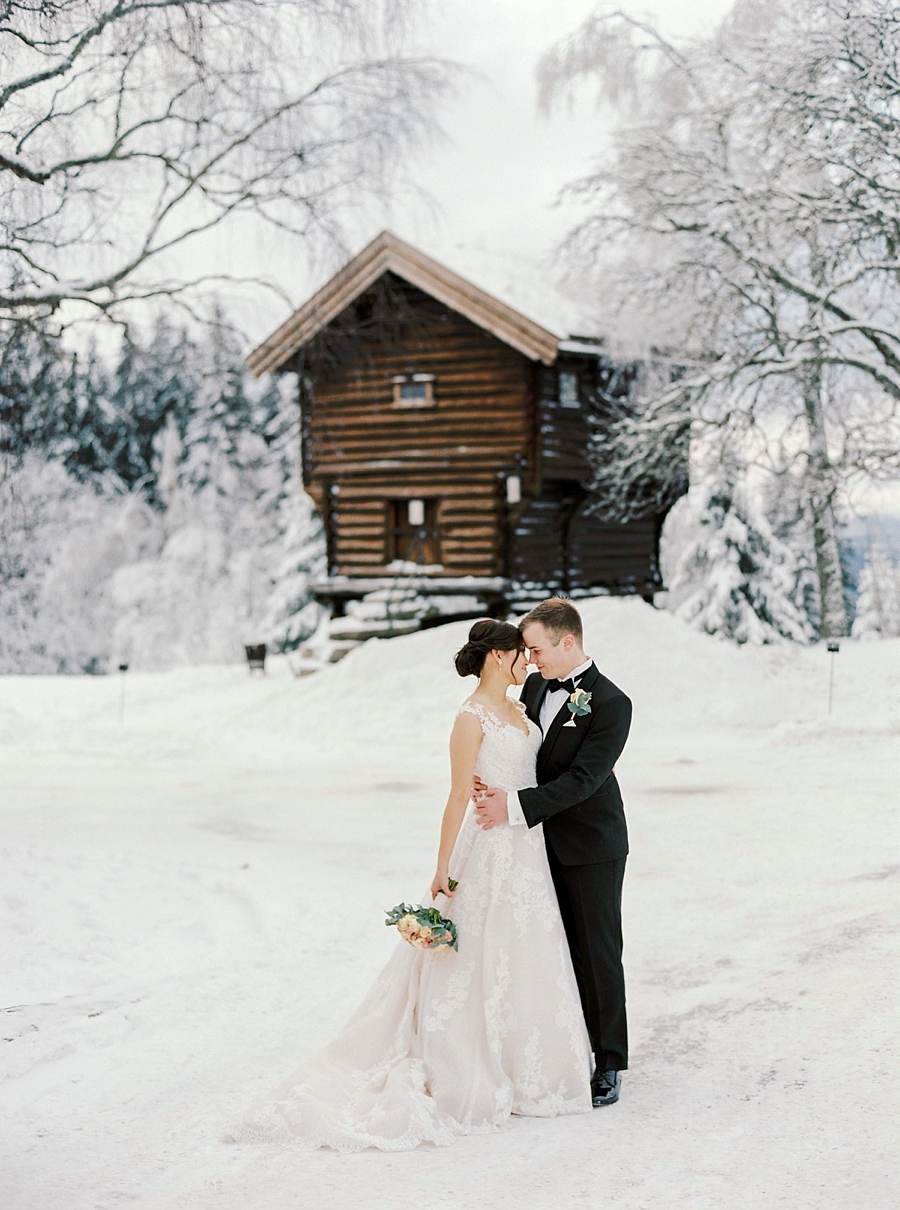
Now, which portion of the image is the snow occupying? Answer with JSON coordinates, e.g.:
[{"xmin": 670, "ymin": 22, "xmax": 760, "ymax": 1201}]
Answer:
[
  {"xmin": 422, "ymin": 241, "xmax": 599, "ymax": 342},
  {"xmin": 1, "ymin": 598, "xmax": 897, "ymax": 1209}
]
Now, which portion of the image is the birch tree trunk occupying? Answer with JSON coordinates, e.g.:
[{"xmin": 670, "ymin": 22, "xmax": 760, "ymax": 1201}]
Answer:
[{"xmin": 803, "ymin": 364, "xmax": 847, "ymax": 637}]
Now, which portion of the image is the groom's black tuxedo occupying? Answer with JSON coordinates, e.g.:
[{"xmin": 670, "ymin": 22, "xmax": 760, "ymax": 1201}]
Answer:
[
  {"xmin": 518, "ymin": 663, "xmax": 632, "ymax": 1072},
  {"xmin": 519, "ymin": 663, "xmax": 632, "ymax": 866}
]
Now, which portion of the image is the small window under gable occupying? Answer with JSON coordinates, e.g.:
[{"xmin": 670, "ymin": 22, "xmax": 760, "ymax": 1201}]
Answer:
[
  {"xmin": 559, "ymin": 370, "xmax": 580, "ymax": 408},
  {"xmin": 392, "ymin": 372, "xmax": 436, "ymax": 408}
]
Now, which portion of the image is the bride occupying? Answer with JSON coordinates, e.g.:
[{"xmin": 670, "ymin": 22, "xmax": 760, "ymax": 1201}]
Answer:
[{"xmin": 233, "ymin": 619, "xmax": 592, "ymax": 1152}]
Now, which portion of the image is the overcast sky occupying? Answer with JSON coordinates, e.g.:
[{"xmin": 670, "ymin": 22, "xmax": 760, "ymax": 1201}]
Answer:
[
  {"xmin": 231, "ymin": 0, "xmax": 736, "ymax": 343},
  {"xmin": 394, "ymin": 0, "xmax": 734, "ymax": 266}
]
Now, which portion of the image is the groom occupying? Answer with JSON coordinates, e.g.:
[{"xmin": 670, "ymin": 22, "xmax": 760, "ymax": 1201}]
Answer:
[{"xmin": 474, "ymin": 597, "xmax": 632, "ymax": 1107}]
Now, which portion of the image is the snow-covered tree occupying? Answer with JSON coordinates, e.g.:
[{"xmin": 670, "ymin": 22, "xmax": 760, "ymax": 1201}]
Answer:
[
  {"xmin": 260, "ymin": 481, "xmax": 326, "ymax": 651},
  {"xmin": 109, "ymin": 339, "xmax": 324, "ymax": 669},
  {"xmin": 0, "ymin": 323, "xmax": 70, "ymax": 458},
  {"xmin": 1, "ymin": 315, "xmax": 203, "ymax": 495},
  {"xmin": 851, "ymin": 544, "xmax": 900, "ymax": 640},
  {"xmin": 1, "ymin": 318, "xmax": 324, "ymax": 673},
  {"xmin": 0, "ymin": 455, "xmax": 162, "ymax": 674},
  {"xmin": 102, "ymin": 320, "xmax": 201, "ymax": 496},
  {"xmin": 256, "ymin": 377, "xmax": 326, "ymax": 651},
  {"xmin": 761, "ymin": 467, "xmax": 855, "ymax": 639},
  {"xmin": 665, "ymin": 482, "xmax": 816, "ymax": 645},
  {"xmin": 542, "ymin": 0, "xmax": 900, "ymax": 637},
  {"xmin": 1, "ymin": 0, "xmax": 450, "ymax": 328}
]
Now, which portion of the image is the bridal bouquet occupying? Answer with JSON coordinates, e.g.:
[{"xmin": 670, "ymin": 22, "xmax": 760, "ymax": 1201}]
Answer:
[{"xmin": 386, "ymin": 881, "xmax": 458, "ymax": 951}]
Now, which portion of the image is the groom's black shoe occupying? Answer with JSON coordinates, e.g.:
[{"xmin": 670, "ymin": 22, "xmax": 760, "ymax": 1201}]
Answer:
[{"xmin": 591, "ymin": 1068, "xmax": 621, "ymax": 1107}]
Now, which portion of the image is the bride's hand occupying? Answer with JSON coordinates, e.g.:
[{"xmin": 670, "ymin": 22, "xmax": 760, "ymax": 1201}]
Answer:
[{"xmin": 430, "ymin": 871, "xmax": 456, "ymax": 899}]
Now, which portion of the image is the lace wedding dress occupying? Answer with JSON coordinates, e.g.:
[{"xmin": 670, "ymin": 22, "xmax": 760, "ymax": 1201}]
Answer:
[{"xmin": 233, "ymin": 699, "xmax": 592, "ymax": 1152}]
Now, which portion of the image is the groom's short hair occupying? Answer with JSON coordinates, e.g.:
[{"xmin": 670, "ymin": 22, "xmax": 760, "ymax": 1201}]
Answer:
[{"xmin": 521, "ymin": 597, "xmax": 583, "ymax": 645}]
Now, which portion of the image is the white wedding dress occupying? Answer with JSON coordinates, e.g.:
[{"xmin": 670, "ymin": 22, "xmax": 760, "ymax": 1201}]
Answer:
[{"xmin": 233, "ymin": 699, "xmax": 592, "ymax": 1152}]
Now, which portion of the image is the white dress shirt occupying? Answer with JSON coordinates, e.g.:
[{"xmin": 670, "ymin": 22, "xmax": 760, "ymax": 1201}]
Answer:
[{"xmin": 507, "ymin": 657, "xmax": 594, "ymax": 826}]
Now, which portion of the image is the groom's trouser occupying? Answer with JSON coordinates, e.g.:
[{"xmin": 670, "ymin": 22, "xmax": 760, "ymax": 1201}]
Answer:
[{"xmin": 547, "ymin": 851, "xmax": 628, "ymax": 1072}]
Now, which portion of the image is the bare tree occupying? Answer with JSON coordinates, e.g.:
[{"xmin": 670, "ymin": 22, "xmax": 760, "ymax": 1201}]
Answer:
[
  {"xmin": 540, "ymin": 0, "xmax": 900, "ymax": 636},
  {"xmin": 1, "ymin": 0, "xmax": 450, "ymax": 327}
]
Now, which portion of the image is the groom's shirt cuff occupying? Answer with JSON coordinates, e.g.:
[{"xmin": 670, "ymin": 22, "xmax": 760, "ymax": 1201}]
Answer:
[{"xmin": 507, "ymin": 790, "xmax": 526, "ymax": 826}]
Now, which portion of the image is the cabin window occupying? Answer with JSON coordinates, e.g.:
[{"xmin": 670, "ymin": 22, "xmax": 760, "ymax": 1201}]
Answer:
[
  {"xmin": 559, "ymin": 370, "xmax": 580, "ymax": 408},
  {"xmin": 392, "ymin": 373, "xmax": 436, "ymax": 408},
  {"xmin": 389, "ymin": 498, "xmax": 441, "ymax": 565}
]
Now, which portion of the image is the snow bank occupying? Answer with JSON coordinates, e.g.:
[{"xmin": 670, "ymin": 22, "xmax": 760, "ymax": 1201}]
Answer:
[{"xmin": 5, "ymin": 598, "xmax": 890, "ymax": 762}]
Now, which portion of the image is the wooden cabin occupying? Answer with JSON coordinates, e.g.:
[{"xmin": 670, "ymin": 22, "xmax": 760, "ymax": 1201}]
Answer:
[{"xmin": 248, "ymin": 232, "xmax": 684, "ymax": 616}]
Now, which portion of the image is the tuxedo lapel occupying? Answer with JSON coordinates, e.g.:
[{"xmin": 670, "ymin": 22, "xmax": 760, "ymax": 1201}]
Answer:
[
  {"xmin": 574, "ymin": 662, "xmax": 601, "ymax": 696},
  {"xmin": 538, "ymin": 695, "xmax": 573, "ymax": 770},
  {"xmin": 538, "ymin": 662, "xmax": 601, "ymax": 772},
  {"xmin": 524, "ymin": 673, "xmax": 549, "ymax": 727}
]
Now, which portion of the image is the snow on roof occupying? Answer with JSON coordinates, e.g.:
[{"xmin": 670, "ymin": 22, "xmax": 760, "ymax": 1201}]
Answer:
[
  {"xmin": 426, "ymin": 240, "xmax": 603, "ymax": 348},
  {"xmin": 558, "ymin": 338, "xmax": 605, "ymax": 355}
]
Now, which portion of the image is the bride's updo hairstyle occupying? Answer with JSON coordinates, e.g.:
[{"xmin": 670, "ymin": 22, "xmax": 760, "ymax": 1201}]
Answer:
[{"xmin": 454, "ymin": 619, "xmax": 524, "ymax": 678}]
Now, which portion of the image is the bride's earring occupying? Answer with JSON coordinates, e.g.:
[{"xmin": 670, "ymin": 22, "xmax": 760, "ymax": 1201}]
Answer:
[{"xmin": 496, "ymin": 655, "xmax": 503, "ymax": 669}]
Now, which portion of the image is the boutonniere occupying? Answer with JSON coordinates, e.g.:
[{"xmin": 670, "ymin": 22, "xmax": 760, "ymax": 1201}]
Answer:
[{"xmin": 563, "ymin": 688, "xmax": 592, "ymax": 727}]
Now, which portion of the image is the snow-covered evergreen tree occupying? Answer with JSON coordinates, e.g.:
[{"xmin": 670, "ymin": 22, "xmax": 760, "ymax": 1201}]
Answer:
[
  {"xmin": 260, "ymin": 415, "xmax": 326, "ymax": 651},
  {"xmin": 665, "ymin": 482, "xmax": 815, "ymax": 645},
  {"xmin": 851, "ymin": 545, "xmax": 900, "ymax": 640},
  {"xmin": 0, "ymin": 323, "xmax": 70, "ymax": 458},
  {"xmin": 104, "ymin": 319, "xmax": 200, "ymax": 496},
  {"xmin": 760, "ymin": 470, "xmax": 863, "ymax": 641}
]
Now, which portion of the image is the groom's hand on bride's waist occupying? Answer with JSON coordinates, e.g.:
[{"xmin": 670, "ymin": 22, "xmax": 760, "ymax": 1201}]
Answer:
[{"xmin": 474, "ymin": 788, "xmax": 508, "ymax": 829}]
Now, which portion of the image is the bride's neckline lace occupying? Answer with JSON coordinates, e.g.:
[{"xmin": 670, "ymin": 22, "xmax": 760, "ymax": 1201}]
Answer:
[{"xmin": 459, "ymin": 698, "xmax": 533, "ymax": 738}]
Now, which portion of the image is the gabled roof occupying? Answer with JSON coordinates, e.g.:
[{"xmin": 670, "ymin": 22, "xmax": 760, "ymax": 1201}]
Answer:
[{"xmin": 246, "ymin": 231, "xmax": 562, "ymax": 376}]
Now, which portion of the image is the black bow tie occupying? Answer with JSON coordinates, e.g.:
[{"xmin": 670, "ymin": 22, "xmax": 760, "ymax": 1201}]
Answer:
[{"xmin": 545, "ymin": 676, "xmax": 580, "ymax": 695}]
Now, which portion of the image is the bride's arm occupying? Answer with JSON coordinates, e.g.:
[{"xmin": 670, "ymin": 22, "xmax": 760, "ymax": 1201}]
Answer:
[{"xmin": 430, "ymin": 711, "xmax": 483, "ymax": 900}]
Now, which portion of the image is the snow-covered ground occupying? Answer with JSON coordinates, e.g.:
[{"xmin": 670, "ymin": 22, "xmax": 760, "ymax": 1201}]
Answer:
[{"xmin": 1, "ymin": 598, "xmax": 897, "ymax": 1209}]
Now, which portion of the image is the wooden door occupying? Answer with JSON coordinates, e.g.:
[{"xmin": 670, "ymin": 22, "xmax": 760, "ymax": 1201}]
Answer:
[{"xmin": 390, "ymin": 499, "xmax": 441, "ymax": 566}]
